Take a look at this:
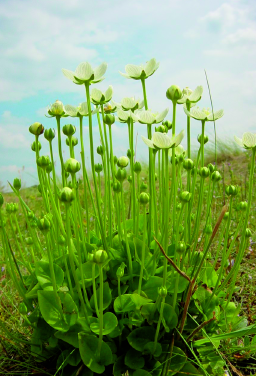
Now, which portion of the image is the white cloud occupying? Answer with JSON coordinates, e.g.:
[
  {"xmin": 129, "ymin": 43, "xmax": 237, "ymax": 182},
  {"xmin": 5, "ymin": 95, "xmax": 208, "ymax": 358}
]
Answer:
[
  {"xmin": 224, "ymin": 27, "xmax": 256, "ymax": 46},
  {"xmin": 0, "ymin": 165, "xmax": 35, "ymax": 173}
]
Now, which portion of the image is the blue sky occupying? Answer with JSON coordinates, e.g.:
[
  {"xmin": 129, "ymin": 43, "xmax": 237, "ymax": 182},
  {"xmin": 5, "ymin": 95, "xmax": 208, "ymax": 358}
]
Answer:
[{"xmin": 0, "ymin": 0, "xmax": 255, "ymax": 189}]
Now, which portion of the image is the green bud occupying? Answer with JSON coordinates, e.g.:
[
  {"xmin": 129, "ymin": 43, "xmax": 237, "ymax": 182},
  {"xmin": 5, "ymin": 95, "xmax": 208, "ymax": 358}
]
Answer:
[
  {"xmin": 104, "ymin": 114, "xmax": 115, "ymax": 126},
  {"xmin": 64, "ymin": 158, "xmax": 81, "ymax": 174},
  {"xmin": 223, "ymin": 212, "xmax": 229, "ymax": 220},
  {"xmin": 13, "ymin": 178, "xmax": 21, "ymax": 191},
  {"xmin": 94, "ymin": 249, "xmax": 108, "ymax": 264},
  {"xmin": 116, "ymin": 262, "xmax": 126, "ymax": 278},
  {"xmin": 211, "ymin": 171, "xmax": 222, "ymax": 182},
  {"xmin": 127, "ymin": 149, "xmax": 134, "ymax": 159},
  {"xmin": 59, "ymin": 187, "xmax": 75, "ymax": 203},
  {"xmin": 62, "ymin": 124, "xmax": 76, "ymax": 137},
  {"xmin": 115, "ymin": 168, "xmax": 127, "ymax": 182},
  {"xmin": 238, "ymin": 201, "xmax": 248, "ymax": 212},
  {"xmin": 155, "ymin": 125, "xmax": 167, "ymax": 133},
  {"xmin": 183, "ymin": 159, "xmax": 194, "ymax": 170},
  {"xmin": 208, "ymin": 163, "xmax": 215, "ymax": 173},
  {"xmin": 197, "ymin": 134, "xmax": 209, "ymax": 145},
  {"xmin": 205, "ymin": 224, "xmax": 213, "ymax": 234},
  {"xmin": 25, "ymin": 237, "xmax": 33, "ymax": 245},
  {"xmin": 162, "ymin": 120, "xmax": 172, "ymax": 130},
  {"xmin": 44, "ymin": 128, "xmax": 55, "ymax": 142},
  {"xmin": 46, "ymin": 163, "xmax": 53, "ymax": 174},
  {"xmin": 31, "ymin": 141, "xmax": 41, "ymax": 152},
  {"xmin": 114, "ymin": 156, "xmax": 118, "ymax": 165},
  {"xmin": 199, "ymin": 167, "xmax": 210, "ymax": 178},
  {"xmin": 95, "ymin": 163, "xmax": 103, "ymax": 173},
  {"xmin": 48, "ymin": 100, "xmax": 65, "ymax": 116},
  {"xmin": 139, "ymin": 192, "xmax": 149, "ymax": 205},
  {"xmin": 117, "ymin": 156, "xmax": 129, "ymax": 168},
  {"xmin": 66, "ymin": 136, "xmax": 78, "ymax": 147},
  {"xmin": 29, "ymin": 122, "xmax": 44, "ymax": 136},
  {"xmin": 134, "ymin": 161, "xmax": 142, "ymax": 174},
  {"xmin": 178, "ymin": 154, "xmax": 184, "ymax": 163},
  {"xmin": 127, "ymin": 175, "xmax": 132, "ymax": 183},
  {"xmin": 6, "ymin": 203, "xmax": 14, "ymax": 214},
  {"xmin": 176, "ymin": 241, "xmax": 186, "ymax": 253},
  {"xmin": 97, "ymin": 145, "xmax": 104, "ymax": 155},
  {"xmin": 166, "ymin": 85, "xmax": 183, "ymax": 102},
  {"xmin": 37, "ymin": 155, "xmax": 51, "ymax": 169},
  {"xmin": 13, "ymin": 203, "xmax": 18, "ymax": 212},
  {"xmin": 113, "ymin": 181, "xmax": 121, "ymax": 193},
  {"xmin": 140, "ymin": 182, "xmax": 148, "ymax": 192},
  {"xmin": 67, "ymin": 181, "xmax": 73, "ymax": 189},
  {"xmin": 58, "ymin": 235, "xmax": 66, "ymax": 245},
  {"xmin": 158, "ymin": 286, "xmax": 167, "ymax": 298},
  {"xmin": 191, "ymin": 167, "xmax": 198, "ymax": 176},
  {"xmin": 37, "ymin": 216, "xmax": 51, "ymax": 232},
  {"xmin": 179, "ymin": 224, "xmax": 184, "ymax": 234},
  {"xmin": 180, "ymin": 191, "xmax": 192, "ymax": 203},
  {"xmin": 225, "ymin": 185, "xmax": 238, "ymax": 196},
  {"xmin": 176, "ymin": 203, "xmax": 182, "ymax": 211},
  {"xmin": 245, "ymin": 228, "xmax": 252, "ymax": 238},
  {"xmin": 27, "ymin": 211, "xmax": 34, "ymax": 220}
]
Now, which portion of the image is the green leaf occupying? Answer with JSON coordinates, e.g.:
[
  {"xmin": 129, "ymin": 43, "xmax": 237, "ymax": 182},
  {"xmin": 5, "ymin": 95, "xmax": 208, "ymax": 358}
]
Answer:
[
  {"xmin": 78, "ymin": 334, "xmax": 112, "ymax": 374},
  {"xmin": 76, "ymin": 262, "xmax": 100, "ymax": 287},
  {"xmin": 168, "ymin": 346, "xmax": 187, "ymax": 375},
  {"xmin": 125, "ymin": 348, "xmax": 145, "ymax": 370},
  {"xmin": 114, "ymin": 295, "xmax": 136, "ymax": 313},
  {"xmin": 38, "ymin": 290, "xmax": 69, "ymax": 332},
  {"xmin": 90, "ymin": 312, "xmax": 118, "ymax": 335},
  {"xmin": 59, "ymin": 292, "xmax": 78, "ymax": 327},
  {"xmin": 90, "ymin": 282, "xmax": 112, "ymax": 311},
  {"xmin": 55, "ymin": 330, "xmax": 79, "ymax": 348},
  {"xmin": 142, "ymin": 276, "xmax": 164, "ymax": 300},
  {"xmin": 143, "ymin": 341, "xmax": 162, "ymax": 357},
  {"xmin": 35, "ymin": 261, "xmax": 64, "ymax": 290},
  {"xmin": 176, "ymin": 361, "xmax": 203, "ymax": 375},
  {"xmin": 201, "ymin": 265, "xmax": 218, "ymax": 288},
  {"xmin": 130, "ymin": 293, "xmax": 152, "ymax": 309},
  {"xmin": 133, "ymin": 370, "xmax": 152, "ymax": 376},
  {"xmin": 127, "ymin": 327, "xmax": 155, "ymax": 351},
  {"xmin": 162, "ymin": 303, "xmax": 178, "ymax": 331},
  {"xmin": 113, "ymin": 356, "xmax": 127, "ymax": 376}
]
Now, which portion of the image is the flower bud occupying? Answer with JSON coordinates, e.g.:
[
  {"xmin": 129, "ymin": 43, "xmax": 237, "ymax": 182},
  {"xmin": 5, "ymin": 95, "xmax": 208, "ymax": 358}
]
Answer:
[
  {"xmin": 66, "ymin": 136, "xmax": 78, "ymax": 147},
  {"xmin": 27, "ymin": 211, "xmax": 34, "ymax": 220},
  {"xmin": 93, "ymin": 249, "xmax": 108, "ymax": 264},
  {"xmin": 117, "ymin": 156, "xmax": 129, "ymax": 168},
  {"xmin": 97, "ymin": 145, "xmax": 104, "ymax": 155},
  {"xmin": 134, "ymin": 161, "xmax": 142, "ymax": 174},
  {"xmin": 238, "ymin": 201, "xmax": 248, "ymax": 212},
  {"xmin": 223, "ymin": 212, "xmax": 229, "ymax": 220},
  {"xmin": 178, "ymin": 154, "xmax": 184, "ymax": 163},
  {"xmin": 205, "ymin": 224, "xmax": 213, "ymax": 234},
  {"xmin": 29, "ymin": 122, "xmax": 44, "ymax": 136},
  {"xmin": 166, "ymin": 85, "xmax": 183, "ymax": 102},
  {"xmin": 197, "ymin": 134, "xmax": 209, "ymax": 145},
  {"xmin": 199, "ymin": 167, "xmax": 210, "ymax": 178},
  {"xmin": 127, "ymin": 149, "xmax": 134, "ymax": 160},
  {"xmin": 114, "ymin": 156, "xmax": 118, "ymax": 165},
  {"xmin": 225, "ymin": 185, "xmax": 238, "ymax": 197},
  {"xmin": 6, "ymin": 203, "xmax": 14, "ymax": 214},
  {"xmin": 176, "ymin": 241, "xmax": 186, "ymax": 253},
  {"xmin": 95, "ymin": 163, "xmax": 103, "ymax": 173},
  {"xmin": 46, "ymin": 163, "xmax": 53, "ymax": 174},
  {"xmin": 13, "ymin": 203, "xmax": 18, "ymax": 212},
  {"xmin": 62, "ymin": 124, "xmax": 76, "ymax": 137},
  {"xmin": 191, "ymin": 167, "xmax": 198, "ymax": 176},
  {"xmin": 158, "ymin": 286, "xmax": 167, "ymax": 298},
  {"xmin": 183, "ymin": 159, "xmax": 194, "ymax": 170},
  {"xmin": 140, "ymin": 182, "xmax": 148, "ymax": 192},
  {"xmin": 208, "ymin": 163, "xmax": 215, "ymax": 173},
  {"xmin": 127, "ymin": 175, "xmax": 132, "ymax": 183},
  {"xmin": 180, "ymin": 191, "xmax": 192, "ymax": 203},
  {"xmin": 155, "ymin": 125, "xmax": 167, "ymax": 133},
  {"xmin": 59, "ymin": 187, "xmax": 75, "ymax": 203},
  {"xmin": 67, "ymin": 181, "xmax": 73, "ymax": 189},
  {"xmin": 44, "ymin": 128, "xmax": 55, "ymax": 142},
  {"xmin": 176, "ymin": 203, "xmax": 182, "ymax": 211},
  {"xmin": 104, "ymin": 114, "xmax": 115, "ymax": 126},
  {"xmin": 49, "ymin": 100, "xmax": 65, "ymax": 116},
  {"xmin": 64, "ymin": 158, "xmax": 81, "ymax": 174},
  {"xmin": 115, "ymin": 168, "xmax": 127, "ymax": 182},
  {"xmin": 113, "ymin": 181, "xmax": 121, "ymax": 193},
  {"xmin": 211, "ymin": 171, "xmax": 222, "ymax": 182},
  {"xmin": 37, "ymin": 216, "xmax": 51, "ymax": 232},
  {"xmin": 245, "ymin": 228, "xmax": 252, "ymax": 238},
  {"xmin": 139, "ymin": 192, "xmax": 149, "ymax": 205},
  {"xmin": 162, "ymin": 120, "xmax": 172, "ymax": 130},
  {"xmin": 179, "ymin": 225, "xmax": 184, "ymax": 234},
  {"xmin": 13, "ymin": 178, "xmax": 21, "ymax": 191},
  {"xmin": 116, "ymin": 262, "xmax": 126, "ymax": 278},
  {"xmin": 31, "ymin": 141, "xmax": 41, "ymax": 152},
  {"xmin": 37, "ymin": 155, "xmax": 51, "ymax": 169},
  {"xmin": 25, "ymin": 237, "xmax": 33, "ymax": 245}
]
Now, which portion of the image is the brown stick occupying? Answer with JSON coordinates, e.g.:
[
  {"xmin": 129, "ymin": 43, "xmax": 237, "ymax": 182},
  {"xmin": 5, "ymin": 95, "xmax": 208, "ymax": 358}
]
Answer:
[
  {"xmin": 187, "ymin": 314, "xmax": 216, "ymax": 342},
  {"xmin": 178, "ymin": 279, "xmax": 194, "ymax": 339}
]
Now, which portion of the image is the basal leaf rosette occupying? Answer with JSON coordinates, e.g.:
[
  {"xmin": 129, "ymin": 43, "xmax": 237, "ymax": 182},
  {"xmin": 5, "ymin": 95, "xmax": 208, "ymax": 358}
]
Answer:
[
  {"xmin": 91, "ymin": 86, "xmax": 113, "ymax": 105},
  {"xmin": 183, "ymin": 106, "xmax": 224, "ymax": 122},
  {"xmin": 62, "ymin": 62, "xmax": 107, "ymax": 85},
  {"xmin": 137, "ymin": 109, "xmax": 169, "ymax": 125},
  {"xmin": 64, "ymin": 102, "xmax": 98, "ymax": 117},
  {"xmin": 119, "ymin": 58, "xmax": 159, "ymax": 80},
  {"xmin": 177, "ymin": 86, "xmax": 203, "ymax": 105},
  {"xmin": 142, "ymin": 130, "xmax": 184, "ymax": 150},
  {"xmin": 234, "ymin": 132, "xmax": 256, "ymax": 150}
]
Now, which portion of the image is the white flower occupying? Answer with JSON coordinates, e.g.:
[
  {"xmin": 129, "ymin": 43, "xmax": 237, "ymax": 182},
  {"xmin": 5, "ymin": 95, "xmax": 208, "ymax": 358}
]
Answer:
[
  {"xmin": 62, "ymin": 62, "xmax": 107, "ymax": 85},
  {"xmin": 120, "ymin": 97, "xmax": 144, "ymax": 111},
  {"xmin": 91, "ymin": 86, "xmax": 113, "ymax": 105},
  {"xmin": 119, "ymin": 58, "xmax": 159, "ymax": 80},
  {"xmin": 234, "ymin": 132, "xmax": 256, "ymax": 149},
  {"xmin": 141, "ymin": 130, "xmax": 184, "ymax": 150},
  {"xmin": 183, "ymin": 106, "xmax": 224, "ymax": 121},
  {"xmin": 64, "ymin": 102, "xmax": 98, "ymax": 117},
  {"xmin": 137, "ymin": 109, "xmax": 169, "ymax": 125},
  {"xmin": 116, "ymin": 109, "xmax": 138, "ymax": 123},
  {"xmin": 48, "ymin": 100, "xmax": 65, "ymax": 117},
  {"xmin": 177, "ymin": 86, "xmax": 203, "ymax": 105}
]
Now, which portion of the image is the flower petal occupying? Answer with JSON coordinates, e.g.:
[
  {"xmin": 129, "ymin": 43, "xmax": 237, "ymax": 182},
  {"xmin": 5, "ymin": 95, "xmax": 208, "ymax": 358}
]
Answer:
[
  {"xmin": 121, "ymin": 97, "xmax": 136, "ymax": 110},
  {"xmin": 144, "ymin": 58, "xmax": 157, "ymax": 76},
  {"xmin": 79, "ymin": 102, "xmax": 89, "ymax": 116},
  {"xmin": 189, "ymin": 86, "xmax": 203, "ymax": 103},
  {"xmin": 64, "ymin": 105, "xmax": 78, "ymax": 117},
  {"xmin": 75, "ymin": 62, "xmax": 93, "ymax": 81},
  {"xmin": 125, "ymin": 64, "xmax": 142, "ymax": 78},
  {"xmin": 91, "ymin": 88, "xmax": 103, "ymax": 103},
  {"xmin": 242, "ymin": 132, "xmax": 256, "ymax": 148},
  {"xmin": 173, "ymin": 130, "xmax": 185, "ymax": 146},
  {"xmin": 141, "ymin": 135, "xmax": 155, "ymax": 149},
  {"xmin": 234, "ymin": 135, "xmax": 244, "ymax": 148},
  {"xmin": 117, "ymin": 109, "xmax": 129, "ymax": 122},
  {"xmin": 152, "ymin": 132, "xmax": 172, "ymax": 149},
  {"xmin": 155, "ymin": 108, "xmax": 169, "ymax": 123},
  {"xmin": 138, "ymin": 110, "xmax": 155, "ymax": 125},
  {"xmin": 190, "ymin": 108, "xmax": 207, "ymax": 120},
  {"xmin": 62, "ymin": 69, "xmax": 76, "ymax": 81},
  {"xmin": 207, "ymin": 109, "xmax": 224, "ymax": 121},
  {"xmin": 119, "ymin": 71, "xmax": 131, "ymax": 79},
  {"xmin": 94, "ymin": 62, "xmax": 107, "ymax": 81},
  {"xmin": 105, "ymin": 86, "xmax": 113, "ymax": 102}
]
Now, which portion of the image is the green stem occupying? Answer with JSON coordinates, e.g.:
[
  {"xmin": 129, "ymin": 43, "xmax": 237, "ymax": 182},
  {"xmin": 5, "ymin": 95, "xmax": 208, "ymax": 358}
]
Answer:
[{"xmin": 138, "ymin": 206, "xmax": 147, "ymax": 295}]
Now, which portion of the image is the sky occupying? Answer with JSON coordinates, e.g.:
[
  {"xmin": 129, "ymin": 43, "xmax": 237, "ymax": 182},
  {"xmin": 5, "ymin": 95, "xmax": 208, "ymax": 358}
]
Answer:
[{"xmin": 0, "ymin": 0, "xmax": 255, "ymax": 189}]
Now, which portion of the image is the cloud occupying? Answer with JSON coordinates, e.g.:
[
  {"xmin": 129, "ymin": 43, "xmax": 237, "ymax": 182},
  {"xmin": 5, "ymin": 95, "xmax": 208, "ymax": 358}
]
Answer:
[
  {"xmin": 224, "ymin": 27, "xmax": 256, "ymax": 46},
  {"xmin": 0, "ymin": 165, "xmax": 35, "ymax": 173},
  {"xmin": 0, "ymin": 111, "xmax": 31, "ymax": 149}
]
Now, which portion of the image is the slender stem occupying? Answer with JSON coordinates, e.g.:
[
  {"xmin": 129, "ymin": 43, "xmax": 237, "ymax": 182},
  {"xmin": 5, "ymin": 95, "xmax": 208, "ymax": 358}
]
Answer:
[
  {"xmin": 56, "ymin": 116, "xmax": 66, "ymax": 187},
  {"xmin": 138, "ymin": 206, "xmax": 147, "ymax": 295},
  {"xmin": 97, "ymin": 264, "xmax": 104, "ymax": 358}
]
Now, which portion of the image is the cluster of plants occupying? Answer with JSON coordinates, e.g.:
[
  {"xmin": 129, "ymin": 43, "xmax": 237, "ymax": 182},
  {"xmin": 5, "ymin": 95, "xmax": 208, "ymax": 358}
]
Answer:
[{"xmin": 1, "ymin": 58, "xmax": 256, "ymax": 376}]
